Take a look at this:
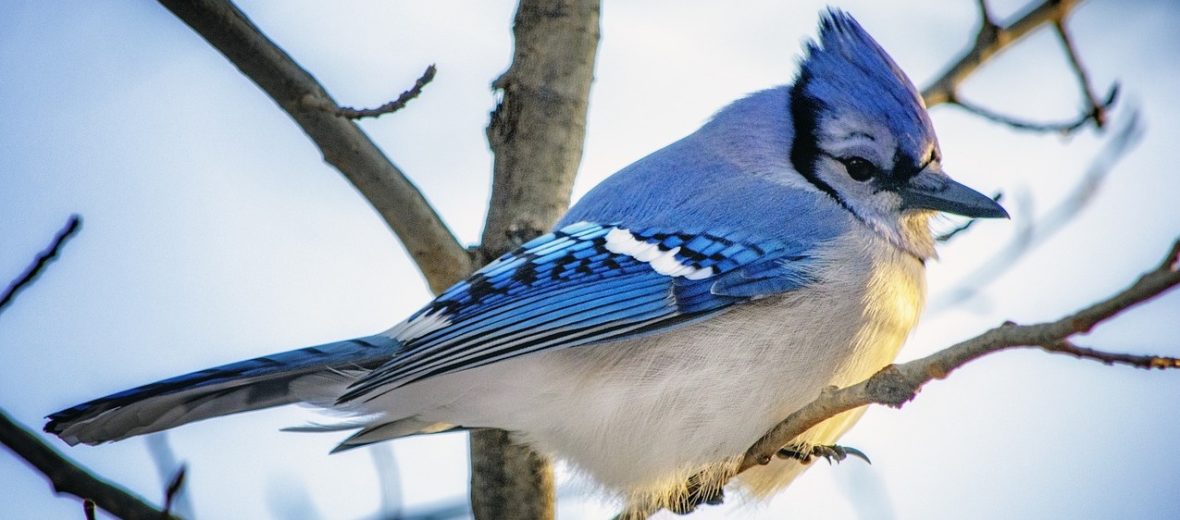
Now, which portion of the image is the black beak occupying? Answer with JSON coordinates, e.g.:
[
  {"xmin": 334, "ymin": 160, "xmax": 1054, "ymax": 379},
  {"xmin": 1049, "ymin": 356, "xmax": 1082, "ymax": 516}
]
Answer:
[{"xmin": 898, "ymin": 172, "xmax": 1008, "ymax": 219}]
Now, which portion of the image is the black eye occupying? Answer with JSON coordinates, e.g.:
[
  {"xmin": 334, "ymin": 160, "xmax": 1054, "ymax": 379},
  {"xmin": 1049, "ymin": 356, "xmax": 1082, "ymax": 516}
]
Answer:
[{"xmin": 839, "ymin": 157, "xmax": 876, "ymax": 182}]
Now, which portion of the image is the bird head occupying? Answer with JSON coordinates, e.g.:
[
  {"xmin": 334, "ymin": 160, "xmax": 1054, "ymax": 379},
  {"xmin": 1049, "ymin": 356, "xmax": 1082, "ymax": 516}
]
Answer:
[{"xmin": 788, "ymin": 10, "xmax": 1007, "ymax": 256}]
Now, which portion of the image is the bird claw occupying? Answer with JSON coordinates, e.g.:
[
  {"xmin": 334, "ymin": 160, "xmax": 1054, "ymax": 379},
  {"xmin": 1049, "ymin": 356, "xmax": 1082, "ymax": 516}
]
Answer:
[{"xmin": 776, "ymin": 443, "xmax": 871, "ymax": 465}]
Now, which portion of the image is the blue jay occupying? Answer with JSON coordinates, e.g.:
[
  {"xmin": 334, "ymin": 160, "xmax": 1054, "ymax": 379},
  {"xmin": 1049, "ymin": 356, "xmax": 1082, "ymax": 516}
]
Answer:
[{"xmin": 46, "ymin": 10, "xmax": 1006, "ymax": 513}]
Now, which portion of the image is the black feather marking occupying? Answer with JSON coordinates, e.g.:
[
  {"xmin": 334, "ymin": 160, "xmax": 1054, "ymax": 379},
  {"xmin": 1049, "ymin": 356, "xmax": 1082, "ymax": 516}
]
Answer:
[
  {"xmin": 789, "ymin": 72, "xmax": 853, "ymax": 215},
  {"xmin": 466, "ymin": 274, "xmax": 495, "ymax": 303},
  {"xmin": 513, "ymin": 260, "xmax": 539, "ymax": 286},
  {"xmin": 350, "ymin": 338, "xmax": 384, "ymax": 350}
]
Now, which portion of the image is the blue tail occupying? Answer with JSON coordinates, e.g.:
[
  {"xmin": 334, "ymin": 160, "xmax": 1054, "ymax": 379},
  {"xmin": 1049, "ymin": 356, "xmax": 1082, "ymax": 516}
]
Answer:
[{"xmin": 45, "ymin": 335, "xmax": 397, "ymax": 446}]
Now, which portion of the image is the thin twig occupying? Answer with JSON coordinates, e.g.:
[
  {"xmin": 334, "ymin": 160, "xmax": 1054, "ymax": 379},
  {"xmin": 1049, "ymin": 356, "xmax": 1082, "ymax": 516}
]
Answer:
[
  {"xmin": 161, "ymin": 466, "xmax": 187, "ymax": 518},
  {"xmin": 156, "ymin": 0, "xmax": 473, "ymax": 293},
  {"xmin": 1053, "ymin": 19, "xmax": 1108, "ymax": 128},
  {"xmin": 947, "ymin": 85, "xmax": 1117, "ymax": 134},
  {"xmin": 0, "ymin": 215, "xmax": 81, "ymax": 316},
  {"xmin": 922, "ymin": 0, "xmax": 1082, "ymax": 107},
  {"xmin": 145, "ymin": 434, "xmax": 195, "ymax": 520},
  {"xmin": 0, "ymin": 409, "xmax": 178, "ymax": 520},
  {"xmin": 935, "ymin": 193, "xmax": 1003, "ymax": 243},
  {"xmin": 925, "ymin": 0, "xmax": 1115, "ymax": 135},
  {"xmin": 324, "ymin": 64, "xmax": 436, "ymax": 120},
  {"xmin": 1043, "ymin": 340, "xmax": 1180, "ymax": 369},
  {"xmin": 974, "ymin": 0, "xmax": 994, "ymax": 27}
]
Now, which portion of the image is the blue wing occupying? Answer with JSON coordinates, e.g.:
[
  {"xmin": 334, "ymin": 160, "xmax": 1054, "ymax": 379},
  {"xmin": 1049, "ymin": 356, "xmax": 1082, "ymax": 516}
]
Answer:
[{"xmin": 340, "ymin": 221, "xmax": 817, "ymax": 402}]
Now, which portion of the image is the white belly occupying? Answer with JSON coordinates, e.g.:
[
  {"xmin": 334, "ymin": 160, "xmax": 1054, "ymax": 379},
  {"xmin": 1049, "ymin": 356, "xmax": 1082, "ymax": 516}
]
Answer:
[{"xmin": 376, "ymin": 231, "xmax": 925, "ymax": 508}]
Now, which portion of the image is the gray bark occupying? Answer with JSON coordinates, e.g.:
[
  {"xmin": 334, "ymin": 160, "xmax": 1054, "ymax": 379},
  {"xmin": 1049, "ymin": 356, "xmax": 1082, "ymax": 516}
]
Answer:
[{"xmin": 470, "ymin": 1, "xmax": 601, "ymax": 519}]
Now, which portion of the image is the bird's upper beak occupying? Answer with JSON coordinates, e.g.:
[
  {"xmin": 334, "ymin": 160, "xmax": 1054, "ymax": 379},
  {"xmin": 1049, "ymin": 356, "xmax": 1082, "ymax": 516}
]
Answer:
[{"xmin": 897, "ymin": 169, "xmax": 1008, "ymax": 219}]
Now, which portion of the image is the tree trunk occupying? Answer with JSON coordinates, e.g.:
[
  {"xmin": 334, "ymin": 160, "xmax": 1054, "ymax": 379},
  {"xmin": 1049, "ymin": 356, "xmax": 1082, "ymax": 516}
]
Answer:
[{"xmin": 470, "ymin": 0, "xmax": 600, "ymax": 519}]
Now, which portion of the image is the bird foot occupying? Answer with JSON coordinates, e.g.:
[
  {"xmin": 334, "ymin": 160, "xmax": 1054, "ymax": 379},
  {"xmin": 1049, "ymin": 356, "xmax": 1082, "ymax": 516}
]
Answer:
[{"xmin": 776, "ymin": 442, "xmax": 871, "ymax": 465}]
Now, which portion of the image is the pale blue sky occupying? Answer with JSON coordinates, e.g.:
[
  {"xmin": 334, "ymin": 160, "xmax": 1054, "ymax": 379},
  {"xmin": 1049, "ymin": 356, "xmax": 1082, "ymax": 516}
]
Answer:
[{"xmin": 1, "ymin": 1, "xmax": 1178, "ymax": 519}]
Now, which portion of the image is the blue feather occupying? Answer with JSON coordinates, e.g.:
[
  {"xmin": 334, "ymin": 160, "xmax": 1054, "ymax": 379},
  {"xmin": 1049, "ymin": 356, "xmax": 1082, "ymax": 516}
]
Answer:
[
  {"xmin": 340, "ymin": 221, "xmax": 823, "ymax": 402},
  {"xmin": 45, "ymin": 335, "xmax": 398, "ymax": 442}
]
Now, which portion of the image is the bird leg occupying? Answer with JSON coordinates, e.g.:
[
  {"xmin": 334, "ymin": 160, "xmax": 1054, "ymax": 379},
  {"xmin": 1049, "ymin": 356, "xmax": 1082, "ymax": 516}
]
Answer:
[{"xmin": 776, "ymin": 442, "xmax": 871, "ymax": 465}]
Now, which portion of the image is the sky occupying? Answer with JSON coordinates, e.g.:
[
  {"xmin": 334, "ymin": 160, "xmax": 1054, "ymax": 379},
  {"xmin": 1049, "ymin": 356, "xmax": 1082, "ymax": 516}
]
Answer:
[{"xmin": 1, "ymin": 1, "xmax": 1178, "ymax": 519}]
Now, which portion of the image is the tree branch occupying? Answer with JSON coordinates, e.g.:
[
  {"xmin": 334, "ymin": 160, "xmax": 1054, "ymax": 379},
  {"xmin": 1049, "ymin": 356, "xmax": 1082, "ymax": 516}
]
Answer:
[
  {"xmin": 310, "ymin": 64, "xmax": 437, "ymax": 120},
  {"xmin": 469, "ymin": 1, "xmax": 600, "ymax": 519},
  {"xmin": 1053, "ymin": 18, "xmax": 1108, "ymax": 128},
  {"xmin": 922, "ymin": 0, "xmax": 1081, "ymax": 107},
  {"xmin": 0, "ymin": 409, "xmax": 178, "ymax": 520},
  {"xmin": 0, "ymin": 215, "xmax": 81, "ymax": 316},
  {"xmin": 736, "ymin": 237, "xmax": 1180, "ymax": 475},
  {"xmin": 156, "ymin": 0, "xmax": 472, "ymax": 293},
  {"xmin": 946, "ymin": 85, "xmax": 1116, "ymax": 134},
  {"xmin": 924, "ymin": 0, "xmax": 1116, "ymax": 136}
]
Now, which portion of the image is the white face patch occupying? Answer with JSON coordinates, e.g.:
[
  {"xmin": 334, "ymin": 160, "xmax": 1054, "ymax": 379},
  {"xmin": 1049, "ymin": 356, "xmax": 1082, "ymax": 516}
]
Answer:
[
  {"xmin": 603, "ymin": 228, "xmax": 714, "ymax": 280},
  {"xmin": 385, "ymin": 310, "xmax": 452, "ymax": 342}
]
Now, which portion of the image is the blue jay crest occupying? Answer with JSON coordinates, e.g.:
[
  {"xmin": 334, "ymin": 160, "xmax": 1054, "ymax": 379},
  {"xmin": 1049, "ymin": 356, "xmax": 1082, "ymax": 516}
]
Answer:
[{"xmin": 792, "ymin": 9, "xmax": 937, "ymax": 178}]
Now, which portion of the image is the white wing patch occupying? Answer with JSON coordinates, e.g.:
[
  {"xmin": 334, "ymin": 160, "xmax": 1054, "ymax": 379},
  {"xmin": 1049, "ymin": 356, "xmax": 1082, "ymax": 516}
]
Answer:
[
  {"xmin": 604, "ymin": 227, "xmax": 714, "ymax": 280},
  {"xmin": 385, "ymin": 311, "xmax": 452, "ymax": 342}
]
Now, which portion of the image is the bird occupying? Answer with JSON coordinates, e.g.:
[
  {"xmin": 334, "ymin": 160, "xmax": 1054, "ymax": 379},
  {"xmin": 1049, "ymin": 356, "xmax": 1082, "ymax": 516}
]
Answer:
[{"xmin": 45, "ymin": 9, "xmax": 1007, "ymax": 515}]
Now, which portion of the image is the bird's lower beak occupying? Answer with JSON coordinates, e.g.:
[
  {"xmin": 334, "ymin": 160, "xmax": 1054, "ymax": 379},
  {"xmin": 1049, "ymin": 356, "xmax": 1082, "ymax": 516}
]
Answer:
[{"xmin": 898, "ymin": 171, "xmax": 1008, "ymax": 219}]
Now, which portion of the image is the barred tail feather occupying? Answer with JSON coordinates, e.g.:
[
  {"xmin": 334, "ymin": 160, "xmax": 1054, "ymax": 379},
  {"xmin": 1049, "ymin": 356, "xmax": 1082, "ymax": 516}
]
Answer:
[{"xmin": 44, "ymin": 335, "xmax": 397, "ymax": 446}]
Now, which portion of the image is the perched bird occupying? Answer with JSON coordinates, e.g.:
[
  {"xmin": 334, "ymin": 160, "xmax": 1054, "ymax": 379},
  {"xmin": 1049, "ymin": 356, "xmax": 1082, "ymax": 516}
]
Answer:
[{"xmin": 46, "ymin": 9, "xmax": 1006, "ymax": 514}]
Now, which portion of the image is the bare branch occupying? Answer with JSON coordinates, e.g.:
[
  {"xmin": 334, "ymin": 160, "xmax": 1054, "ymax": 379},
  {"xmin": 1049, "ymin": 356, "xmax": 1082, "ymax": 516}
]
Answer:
[
  {"xmin": 0, "ymin": 215, "xmax": 81, "ymax": 316},
  {"xmin": 0, "ymin": 409, "xmax": 178, "ymax": 520},
  {"xmin": 737, "ymin": 236, "xmax": 1180, "ymax": 474},
  {"xmin": 146, "ymin": 434, "xmax": 195, "ymax": 520},
  {"xmin": 1043, "ymin": 340, "xmax": 1180, "ymax": 369},
  {"xmin": 311, "ymin": 64, "xmax": 437, "ymax": 120},
  {"xmin": 934, "ymin": 111, "xmax": 1143, "ymax": 308},
  {"xmin": 974, "ymin": 0, "xmax": 995, "ymax": 28},
  {"xmin": 161, "ymin": 466, "xmax": 187, "ymax": 518},
  {"xmin": 1053, "ymin": 18, "xmax": 1109, "ymax": 128},
  {"xmin": 922, "ymin": 0, "xmax": 1081, "ymax": 108},
  {"xmin": 925, "ymin": 0, "xmax": 1117, "ymax": 136},
  {"xmin": 947, "ymin": 85, "xmax": 1117, "ymax": 134},
  {"xmin": 156, "ymin": 0, "xmax": 472, "ymax": 293}
]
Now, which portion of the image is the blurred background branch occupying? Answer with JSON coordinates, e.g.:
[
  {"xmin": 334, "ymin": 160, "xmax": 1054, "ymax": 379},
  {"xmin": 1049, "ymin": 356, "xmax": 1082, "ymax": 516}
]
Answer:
[
  {"xmin": 146, "ymin": 434, "xmax": 195, "ymax": 519},
  {"xmin": 933, "ymin": 111, "xmax": 1144, "ymax": 309},
  {"xmin": 927, "ymin": 0, "xmax": 1115, "ymax": 135}
]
